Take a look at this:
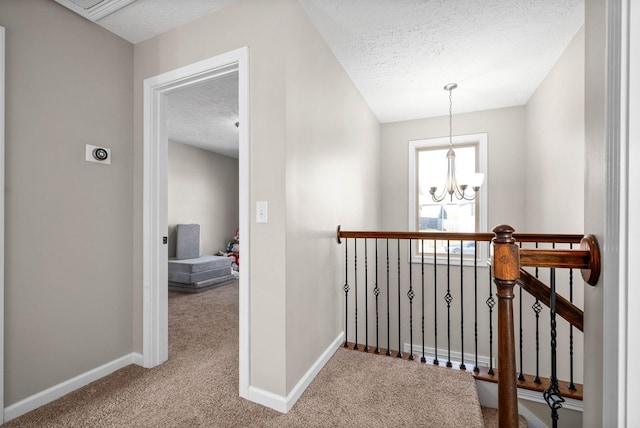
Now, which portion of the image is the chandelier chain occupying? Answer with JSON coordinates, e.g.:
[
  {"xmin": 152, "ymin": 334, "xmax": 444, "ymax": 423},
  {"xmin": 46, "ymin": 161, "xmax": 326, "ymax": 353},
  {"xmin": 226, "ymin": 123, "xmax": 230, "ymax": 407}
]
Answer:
[{"xmin": 449, "ymin": 87, "xmax": 453, "ymax": 147}]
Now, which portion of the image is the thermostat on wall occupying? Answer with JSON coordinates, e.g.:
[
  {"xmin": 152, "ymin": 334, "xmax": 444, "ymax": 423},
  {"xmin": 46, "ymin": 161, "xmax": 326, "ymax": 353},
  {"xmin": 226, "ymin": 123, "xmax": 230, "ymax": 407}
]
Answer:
[{"xmin": 86, "ymin": 144, "xmax": 111, "ymax": 164}]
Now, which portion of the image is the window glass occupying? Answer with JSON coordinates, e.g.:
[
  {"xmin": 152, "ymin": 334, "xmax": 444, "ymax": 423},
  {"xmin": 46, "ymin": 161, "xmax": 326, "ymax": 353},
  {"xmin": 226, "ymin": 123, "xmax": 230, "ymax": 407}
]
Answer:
[{"xmin": 408, "ymin": 134, "xmax": 487, "ymax": 263}]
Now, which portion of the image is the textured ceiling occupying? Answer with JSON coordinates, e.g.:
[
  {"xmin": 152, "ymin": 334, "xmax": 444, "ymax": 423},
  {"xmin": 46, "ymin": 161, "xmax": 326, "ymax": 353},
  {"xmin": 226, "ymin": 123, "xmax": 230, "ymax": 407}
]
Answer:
[
  {"xmin": 54, "ymin": 0, "xmax": 584, "ymax": 152},
  {"xmin": 166, "ymin": 73, "xmax": 239, "ymax": 159},
  {"xmin": 97, "ymin": 0, "xmax": 237, "ymax": 43},
  {"xmin": 298, "ymin": 0, "xmax": 584, "ymax": 122}
]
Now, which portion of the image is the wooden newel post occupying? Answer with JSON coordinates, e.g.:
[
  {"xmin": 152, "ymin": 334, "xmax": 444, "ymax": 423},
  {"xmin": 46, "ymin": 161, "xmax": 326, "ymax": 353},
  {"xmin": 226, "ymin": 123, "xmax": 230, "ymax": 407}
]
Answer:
[{"xmin": 492, "ymin": 225, "xmax": 520, "ymax": 427}]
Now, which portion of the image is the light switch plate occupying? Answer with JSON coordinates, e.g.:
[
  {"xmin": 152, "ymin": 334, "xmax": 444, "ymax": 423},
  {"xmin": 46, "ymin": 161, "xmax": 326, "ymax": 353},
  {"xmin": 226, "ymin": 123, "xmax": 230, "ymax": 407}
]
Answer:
[{"xmin": 256, "ymin": 201, "xmax": 268, "ymax": 223}]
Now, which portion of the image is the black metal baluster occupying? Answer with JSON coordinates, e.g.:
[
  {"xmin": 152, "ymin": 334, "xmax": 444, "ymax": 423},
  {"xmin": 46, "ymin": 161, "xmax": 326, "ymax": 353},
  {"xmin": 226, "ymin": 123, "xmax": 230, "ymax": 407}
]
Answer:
[
  {"xmin": 474, "ymin": 240, "xmax": 479, "ymax": 373},
  {"xmin": 364, "ymin": 239, "xmax": 369, "ymax": 352},
  {"xmin": 421, "ymin": 239, "xmax": 426, "ymax": 363},
  {"xmin": 568, "ymin": 243, "xmax": 576, "ymax": 390},
  {"xmin": 445, "ymin": 240, "xmax": 453, "ymax": 368},
  {"xmin": 397, "ymin": 240, "xmax": 402, "ymax": 358},
  {"xmin": 486, "ymin": 267, "xmax": 495, "ymax": 375},
  {"xmin": 533, "ymin": 242, "xmax": 542, "ymax": 383},
  {"xmin": 459, "ymin": 240, "xmax": 466, "ymax": 370},
  {"xmin": 408, "ymin": 239, "xmax": 415, "ymax": 360},
  {"xmin": 433, "ymin": 241, "xmax": 439, "ymax": 366},
  {"xmin": 343, "ymin": 238, "xmax": 349, "ymax": 348},
  {"xmin": 544, "ymin": 268, "xmax": 564, "ymax": 428},
  {"xmin": 386, "ymin": 239, "xmax": 391, "ymax": 356},
  {"xmin": 518, "ymin": 242, "xmax": 524, "ymax": 381},
  {"xmin": 374, "ymin": 239, "xmax": 381, "ymax": 354},
  {"xmin": 353, "ymin": 239, "xmax": 359, "ymax": 350}
]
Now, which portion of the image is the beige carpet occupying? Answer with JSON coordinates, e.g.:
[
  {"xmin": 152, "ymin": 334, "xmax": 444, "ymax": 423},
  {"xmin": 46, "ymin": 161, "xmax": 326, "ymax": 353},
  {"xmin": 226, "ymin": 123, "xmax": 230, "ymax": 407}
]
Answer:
[{"xmin": 5, "ymin": 280, "xmax": 485, "ymax": 427}]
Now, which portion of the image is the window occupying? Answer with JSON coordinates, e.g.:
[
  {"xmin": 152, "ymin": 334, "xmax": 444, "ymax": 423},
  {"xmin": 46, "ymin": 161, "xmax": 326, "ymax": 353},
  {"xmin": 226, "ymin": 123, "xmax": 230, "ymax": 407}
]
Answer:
[{"xmin": 408, "ymin": 133, "xmax": 488, "ymax": 264}]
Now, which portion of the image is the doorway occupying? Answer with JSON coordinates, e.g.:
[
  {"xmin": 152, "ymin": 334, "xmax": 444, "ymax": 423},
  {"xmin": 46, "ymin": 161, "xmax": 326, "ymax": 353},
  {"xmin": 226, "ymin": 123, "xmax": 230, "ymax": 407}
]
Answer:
[{"xmin": 142, "ymin": 47, "xmax": 250, "ymax": 397}]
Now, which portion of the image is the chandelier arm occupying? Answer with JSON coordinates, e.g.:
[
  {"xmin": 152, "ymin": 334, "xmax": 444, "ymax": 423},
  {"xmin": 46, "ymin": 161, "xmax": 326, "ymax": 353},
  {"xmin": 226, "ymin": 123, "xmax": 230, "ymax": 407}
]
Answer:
[
  {"xmin": 453, "ymin": 184, "xmax": 465, "ymax": 200},
  {"xmin": 430, "ymin": 187, "xmax": 448, "ymax": 203}
]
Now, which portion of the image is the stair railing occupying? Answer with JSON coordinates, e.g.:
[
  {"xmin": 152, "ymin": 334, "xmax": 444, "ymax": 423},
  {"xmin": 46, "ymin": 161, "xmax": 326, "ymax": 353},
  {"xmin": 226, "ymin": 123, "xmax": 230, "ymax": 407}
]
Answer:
[
  {"xmin": 337, "ymin": 224, "xmax": 600, "ymax": 428},
  {"xmin": 492, "ymin": 225, "xmax": 600, "ymax": 427}
]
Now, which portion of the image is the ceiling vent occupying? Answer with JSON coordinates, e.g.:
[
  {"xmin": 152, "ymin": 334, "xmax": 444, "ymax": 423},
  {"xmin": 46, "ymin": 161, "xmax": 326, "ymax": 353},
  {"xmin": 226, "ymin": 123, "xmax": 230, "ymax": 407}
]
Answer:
[{"xmin": 54, "ymin": 0, "xmax": 137, "ymax": 21}]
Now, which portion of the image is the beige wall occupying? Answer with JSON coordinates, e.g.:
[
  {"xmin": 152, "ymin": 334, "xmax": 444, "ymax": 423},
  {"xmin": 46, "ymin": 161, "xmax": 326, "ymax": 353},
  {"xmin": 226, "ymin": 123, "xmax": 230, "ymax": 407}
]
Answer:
[
  {"xmin": 168, "ymin": 141, "xmax": 238, "ymax": 258},
  {"xmin": 522, "ymin": 25, "xmax": 587, "ymax": 403},
  {"xmin": 282, "ymin": 3, "xmax": 380, "ymax": 391},
  {"xmin": 525, "ymin": 26, "xmax": 585, "ymax": 234},
  {"xmin": 0, "ymin": 0, "xmax": 134, "ymax": 406},
  {"xmin": 133, "ymin": 0, "xmax": 380, "ymax": 397},
  {"xmin": 380, "ymin": 106, "xmax": 527, "ymax": 233}
]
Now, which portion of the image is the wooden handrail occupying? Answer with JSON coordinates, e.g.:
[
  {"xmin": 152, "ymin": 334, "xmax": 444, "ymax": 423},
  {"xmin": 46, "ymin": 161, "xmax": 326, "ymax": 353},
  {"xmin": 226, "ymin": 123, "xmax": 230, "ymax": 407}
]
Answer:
[
  {"xmin": 520, "ymin": 235, "xmax": 600, "ymax": 286},
  {"xmin": 511, "ymin": 233, "xmax": 583, "ymax": 244},
  {"xmin": 336, "ymin": 226, "xmax": 600, "ymax": 286},
  {"xmin": 336, "ymin": 226, "xmax": 584, "ymax": 245},
  {"xmin": 336, "ymin": 226, "xmax": 494, "ymax": 243},
  {"xmin": 518, "ymin": 269, "xmax": 584, "ymax": 331},
  {"xmin": 520, "ymin": 249, "xmax": 590, "ymax": 269}
]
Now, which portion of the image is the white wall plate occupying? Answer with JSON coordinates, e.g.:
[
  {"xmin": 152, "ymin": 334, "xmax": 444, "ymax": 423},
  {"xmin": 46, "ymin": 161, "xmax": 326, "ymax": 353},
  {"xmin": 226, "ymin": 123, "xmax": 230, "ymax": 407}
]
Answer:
[{"xmin": 85, "ymin": 144, "xmax": 111, "ymax": 165}]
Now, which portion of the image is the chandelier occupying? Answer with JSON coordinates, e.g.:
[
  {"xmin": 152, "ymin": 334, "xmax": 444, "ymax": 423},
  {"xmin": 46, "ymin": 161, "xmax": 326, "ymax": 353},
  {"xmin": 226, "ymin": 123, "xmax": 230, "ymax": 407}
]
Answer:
[{"xmin": 429, "ymin": 83, "xmax": 484, "ymax": 202}]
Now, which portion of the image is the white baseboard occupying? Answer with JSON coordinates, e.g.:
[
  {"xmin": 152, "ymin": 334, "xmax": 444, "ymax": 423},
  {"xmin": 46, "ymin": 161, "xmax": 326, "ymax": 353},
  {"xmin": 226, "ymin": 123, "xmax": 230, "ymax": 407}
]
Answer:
[
  {"xmin": 131, "ymin": 352, "xmax": 145, "ymax": 366},
  {"xmin": 245, "ymin": 332, "xmax": 345, "ymax": 413},
  {"xmin": 245, "ymin": 385, "xmax": 288, "ymax": 413},
  {"xmin": 403, "ymin": 342, "xmax": 494, "ymax": 370},
  {"xmin": 4, "ymin": 352, "xmax": 143, "ymax": 422}
]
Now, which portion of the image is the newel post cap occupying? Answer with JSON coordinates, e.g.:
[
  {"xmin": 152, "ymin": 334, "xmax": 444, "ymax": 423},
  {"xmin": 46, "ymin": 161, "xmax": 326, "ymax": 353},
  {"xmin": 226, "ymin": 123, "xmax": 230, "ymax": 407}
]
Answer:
[
  {"xmin": 492, "ymin": 224, "xmax": 516, "ymax": 244},
  {"xmin": 491, "ymin": 225, "xmax": 520, "ymax": 281}
]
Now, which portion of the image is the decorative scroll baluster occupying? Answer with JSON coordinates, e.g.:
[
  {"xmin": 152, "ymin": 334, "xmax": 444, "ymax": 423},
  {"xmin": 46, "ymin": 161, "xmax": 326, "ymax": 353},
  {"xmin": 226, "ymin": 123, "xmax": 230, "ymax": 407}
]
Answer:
[
  {"xmin": 421, "ymin": 240, "xmax": 426, "ymax": 363},
  {"xmin": 486, "ymin": 268, "xmax": 495, "ymax": 375},
  {"xmin": 408, "ymin": 239, "xmax": 415, "ymax": 360},
  {"xmin": 474, "ymin": 241, "xmax": 479, "ymax": 373},
  {"xmin": 518, "ymin": 242, "xmax": 524, "ymax": 381},
  {"xmin": 532, "ymin": 298, "xmax": 543, "ymax": 384},
  {"xmin": 445, "ymin": 240, "xmax": 453, "ymax": 368},
  {"xmin": 568, "ymin": 243, "xmax": 576, "ymax": 391},
  {"xmin": 459, "ymin": 240, "xmax": 466, "ymax": 371},
  {"xmin": 386, "ymin": 239, "xmax": 391, "ymax": 356},
  {"xmin": 364, "ymin": 239, "xmax": 369, "ymax": 352},
  {"xmin": 533, "ymin": 242, "xmax": 542, "ymax": 384},
  {"xmin": 544, "ymin": 268, "xmax": 564, "ymax": 428},
  {"xmin": 433, "ymin": 242, "xmax": 439, "ymax": 366},
  {"xmin": 397, "ymin": 240, "xmax": 402, "ymax": 358},
  {"xmin": 374, "ymin": 239, "xmax": 380, "ymax": 354},
  {"xmin": 343, "ymin": 238, "xmax": 349, "ymax": 348},
  {"xmin": 353, "ymin": 239, "xmax": 359, "ymax": 350}
]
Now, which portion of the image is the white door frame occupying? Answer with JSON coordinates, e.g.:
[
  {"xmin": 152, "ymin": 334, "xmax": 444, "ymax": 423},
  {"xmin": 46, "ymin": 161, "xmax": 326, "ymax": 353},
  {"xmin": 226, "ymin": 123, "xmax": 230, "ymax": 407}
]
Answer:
[
  {"xmin": 606, "ymin": 0, "xmax": 639, "ymax": 424},
  {"xmin": 0, "ymin": 25, "xmax": 6, "ymax": 425},
  {"xmin": 142, "ymin": 47, "xmax": 250, "ymax": 397}
]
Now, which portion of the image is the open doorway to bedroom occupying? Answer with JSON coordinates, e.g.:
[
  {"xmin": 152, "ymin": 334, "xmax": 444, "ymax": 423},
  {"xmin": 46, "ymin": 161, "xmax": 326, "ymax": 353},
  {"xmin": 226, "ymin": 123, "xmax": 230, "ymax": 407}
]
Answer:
[
  {"xmin": 165, "ymin": 72, "xmax": 240, "ymax": 286},
  {"xmin": 164, "ymin": 71, "xmax": 241, "ymax": 383},
  {"xmin": 142, "ymin": 48, "xmax": 250, "ymax": 397}
]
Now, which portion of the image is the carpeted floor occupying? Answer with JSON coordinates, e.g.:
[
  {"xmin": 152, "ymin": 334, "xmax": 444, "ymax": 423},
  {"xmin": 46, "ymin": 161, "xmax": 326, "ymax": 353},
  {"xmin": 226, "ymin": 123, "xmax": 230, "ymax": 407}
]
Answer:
[{"xmin": 5, "ymin": 280, "xmax": 486, "ymax": 427}]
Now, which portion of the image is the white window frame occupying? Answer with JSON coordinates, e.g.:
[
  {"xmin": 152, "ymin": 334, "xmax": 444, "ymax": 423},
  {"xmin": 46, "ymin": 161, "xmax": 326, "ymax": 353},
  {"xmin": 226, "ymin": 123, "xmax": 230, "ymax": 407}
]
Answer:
[{"xmin": 408, "ymin": 133, "xmax": 488, "ymax": 265}]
